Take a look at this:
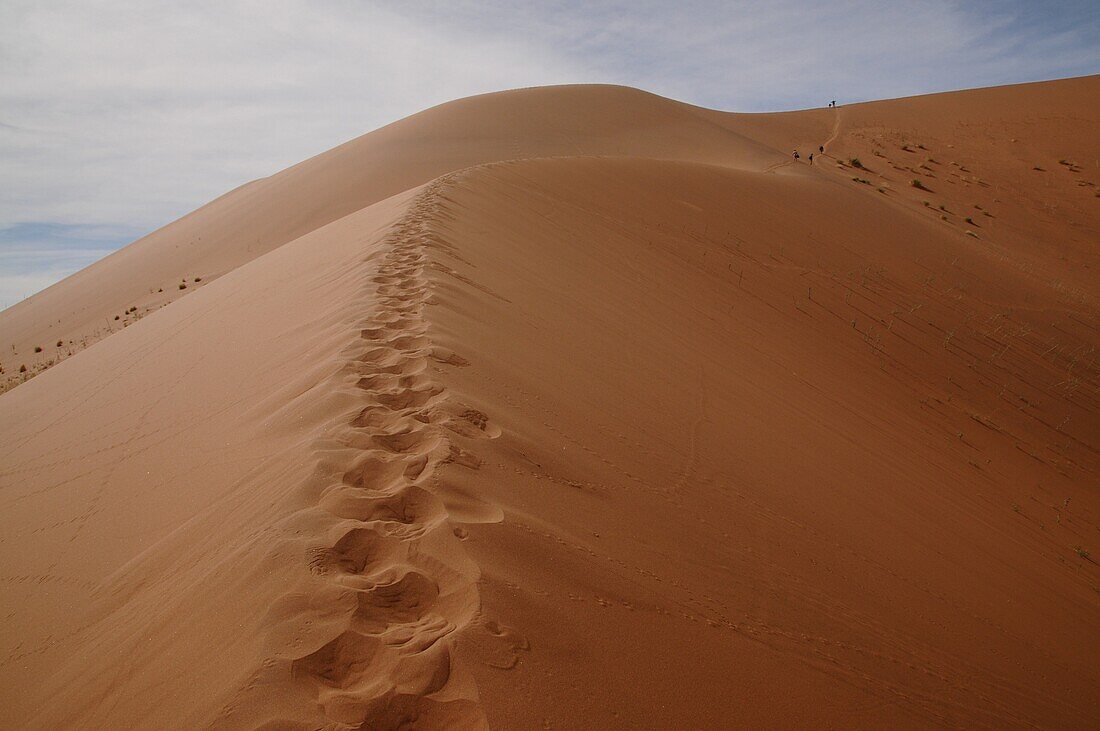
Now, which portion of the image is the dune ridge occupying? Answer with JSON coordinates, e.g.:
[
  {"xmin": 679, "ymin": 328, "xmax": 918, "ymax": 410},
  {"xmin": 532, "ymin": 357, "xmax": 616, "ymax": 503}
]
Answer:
[{"xmin": 220, "ymin": 176, "xmax": 497, "ymax": 728}]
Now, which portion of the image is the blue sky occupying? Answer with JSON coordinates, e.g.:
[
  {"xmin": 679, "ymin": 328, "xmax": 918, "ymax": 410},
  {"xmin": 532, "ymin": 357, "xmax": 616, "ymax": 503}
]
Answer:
[{"xmin": 1, "ymin": 0, "xmax": 1098, "ymax": 309}]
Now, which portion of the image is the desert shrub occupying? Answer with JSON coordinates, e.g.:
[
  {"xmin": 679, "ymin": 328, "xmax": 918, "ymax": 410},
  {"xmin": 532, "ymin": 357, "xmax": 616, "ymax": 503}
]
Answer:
[
  {"xmin": 911, "ymin": 179, "xmax": 928, "ymax": 190},
  {"xmin": 20, "ymin": 364, "xmax": 27, "ymax": 372},
  {"xmin": 56, "ymin": 340, "xmax": 62, "ymax": 347},
  {"xmin": 34, "ymin": 346, "xmax": 42, "ymax": 353},
  {"xmin": 849, "ymin": 158, "xmax": 863, "ymax": 168},
  {"xmin": 179, "ymin": 283, "xmax": 187, "ymax": 290}
]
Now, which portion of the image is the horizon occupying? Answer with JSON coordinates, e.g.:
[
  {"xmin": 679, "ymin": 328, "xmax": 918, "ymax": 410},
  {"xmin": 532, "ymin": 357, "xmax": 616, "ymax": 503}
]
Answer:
[{"xmin": 2, "ymin": 0, "xmax": 1098, "ymax": 309}]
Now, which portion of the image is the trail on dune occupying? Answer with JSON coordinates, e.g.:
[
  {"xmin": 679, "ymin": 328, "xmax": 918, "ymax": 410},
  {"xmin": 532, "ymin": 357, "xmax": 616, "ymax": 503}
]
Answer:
[
  {"xmin": 823, "ymin": 106, "xmax": 843, "ymax": 152},
  {"xmin": 218, "ymin": 177, "xmax": 504, "ymax": 728},
  {"xmin": 761, "ymin": 159, "xmax": 794, "ymax": 174}
]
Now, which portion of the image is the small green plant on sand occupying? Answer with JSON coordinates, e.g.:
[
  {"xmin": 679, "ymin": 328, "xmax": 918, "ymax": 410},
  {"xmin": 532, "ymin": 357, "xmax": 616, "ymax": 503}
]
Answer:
[{"xmin": 1074, "ymin": 546, "xmax": 1090, "ymax": 559}]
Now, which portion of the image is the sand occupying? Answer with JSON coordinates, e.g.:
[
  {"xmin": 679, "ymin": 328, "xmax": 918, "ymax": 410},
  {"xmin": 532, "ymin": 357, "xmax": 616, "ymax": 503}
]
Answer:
[{"xmin": 0, "ymin": 76, "xmax": 1097, "ymax": 728}]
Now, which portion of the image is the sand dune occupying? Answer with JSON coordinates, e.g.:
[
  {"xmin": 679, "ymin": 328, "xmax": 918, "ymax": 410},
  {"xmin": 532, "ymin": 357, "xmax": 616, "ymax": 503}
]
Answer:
[{"xmin": 1, "ymin": 77, "xmax": 1098, "ymax": 728}]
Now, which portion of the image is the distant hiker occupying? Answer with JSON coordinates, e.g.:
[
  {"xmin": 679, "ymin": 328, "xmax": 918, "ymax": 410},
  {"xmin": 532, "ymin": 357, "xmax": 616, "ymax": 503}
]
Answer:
[
  {"xmin": 819, "ymin": 145, "xmax": 824, "ymax": 154},
  {"xmin": 793, "ymin": 150, "xmax": 800, "ymax": 160},
  {"xmin": 808, "ymin": 153, "xmax": 814, "ymax": 165}
]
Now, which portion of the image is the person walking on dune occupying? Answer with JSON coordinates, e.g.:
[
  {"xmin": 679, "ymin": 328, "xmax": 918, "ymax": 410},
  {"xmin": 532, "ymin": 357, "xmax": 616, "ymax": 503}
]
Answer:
[
  {"xmin": 809, "ymin": 153, "xmax": 814, "ymax": 165},
  {"xmin": 819, "ymin": 145, "xmax": 824, "ymax": 154},
  {"xmin": 793, "ymin": 150, "xmax": 800, "ymax": 161}
]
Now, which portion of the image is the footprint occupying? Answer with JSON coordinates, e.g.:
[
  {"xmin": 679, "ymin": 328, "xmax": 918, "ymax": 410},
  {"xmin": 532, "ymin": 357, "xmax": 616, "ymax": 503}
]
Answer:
[
  {"xmin": 445, "ymin": 408, "xmax": 502, "ymax": 440},
  {"xmin": 320, "ymin": 528, "xmax": 405, "ymax": 577},
  {"xmin": 430, "ymin": 347, "xmax": 470, "ymax": 367},
  {"xmin": 371, "ymin": 427, "xmax": 443, "ymax": 455},
  {"xmin": 321, "ymin": 485, "xmax": 444, "ymax": 527},
  {"xmin": 292, "ymin": 630, "xmax": 383, "ymax": 689},
  {"xmin": 341, "ymin": 454, "xmax": 410, "ymax": 492},
  {"xmin": 350, "ymin": 570, "xmax": 440, "ymax": 634},
  {"xmin": 375, "ymin": 385, "xmax": 444, "ymax": 411}
]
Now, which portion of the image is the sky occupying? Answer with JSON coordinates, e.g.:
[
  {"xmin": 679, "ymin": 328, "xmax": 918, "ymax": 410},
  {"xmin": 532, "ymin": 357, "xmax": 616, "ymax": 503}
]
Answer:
[{"xmin": 1, "ymin": 0, "xmax": 1098, "ymax": 309}]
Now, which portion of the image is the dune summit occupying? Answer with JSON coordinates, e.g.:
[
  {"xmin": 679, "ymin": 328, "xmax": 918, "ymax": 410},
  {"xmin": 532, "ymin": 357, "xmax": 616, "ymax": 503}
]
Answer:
[{"xmin": 1, "ymin": 77, "xmax": 1098, "ymax": 729}]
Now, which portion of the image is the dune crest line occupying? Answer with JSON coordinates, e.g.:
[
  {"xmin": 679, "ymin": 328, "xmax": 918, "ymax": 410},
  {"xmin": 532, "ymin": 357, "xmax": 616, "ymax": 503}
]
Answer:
[{"xmin": 246, "ymin": 177, "xmax": 497, "ymax": 729}]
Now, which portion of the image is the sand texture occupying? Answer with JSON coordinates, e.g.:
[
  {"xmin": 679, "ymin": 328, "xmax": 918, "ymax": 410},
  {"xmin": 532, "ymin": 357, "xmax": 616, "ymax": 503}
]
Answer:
[{"xmin": 1, "ymin": 77, "xmax": 1098, "ymax": 728}]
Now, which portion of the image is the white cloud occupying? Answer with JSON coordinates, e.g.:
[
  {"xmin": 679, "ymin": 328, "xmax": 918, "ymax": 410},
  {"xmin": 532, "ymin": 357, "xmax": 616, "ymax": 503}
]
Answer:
[{"xmin": 0, "ymin": 0, "xmax": 589, "ymax": 230}]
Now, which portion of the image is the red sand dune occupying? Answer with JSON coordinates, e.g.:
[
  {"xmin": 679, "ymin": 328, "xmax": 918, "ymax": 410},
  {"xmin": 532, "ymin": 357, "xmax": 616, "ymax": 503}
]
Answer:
[{"xmin": 1, "ymin": 77, "xmax": 1098, "ymax": 729}]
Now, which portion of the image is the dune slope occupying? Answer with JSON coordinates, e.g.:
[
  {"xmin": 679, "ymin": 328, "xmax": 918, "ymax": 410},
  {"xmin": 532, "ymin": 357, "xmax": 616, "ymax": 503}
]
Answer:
[
  {"xmin": 0, "ymin": 84, "xmax": 778, "ymax": 393},
  {"xmin": 1, "ymin": 78, "xmax": 1098, "ymax": 728}
]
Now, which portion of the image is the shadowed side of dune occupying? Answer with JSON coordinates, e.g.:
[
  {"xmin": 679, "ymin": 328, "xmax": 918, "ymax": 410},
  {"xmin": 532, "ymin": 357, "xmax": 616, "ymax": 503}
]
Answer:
[{"xmin": 415, "ymin": 157, "xmax": 1098, "ymax": 728}]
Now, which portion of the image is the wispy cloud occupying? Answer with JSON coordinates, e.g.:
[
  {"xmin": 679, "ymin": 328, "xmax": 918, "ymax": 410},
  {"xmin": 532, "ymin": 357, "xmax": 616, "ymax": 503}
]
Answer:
[{"xmin": 1, "ymin": 0, "xmax": 1097, "ymax": 309}]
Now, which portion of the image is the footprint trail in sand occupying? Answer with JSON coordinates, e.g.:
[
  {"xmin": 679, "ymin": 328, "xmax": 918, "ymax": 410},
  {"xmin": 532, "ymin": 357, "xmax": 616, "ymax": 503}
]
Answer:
[{"xmin": 225, "ymin": 177, "xmax": 501, "ymax": 729}]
